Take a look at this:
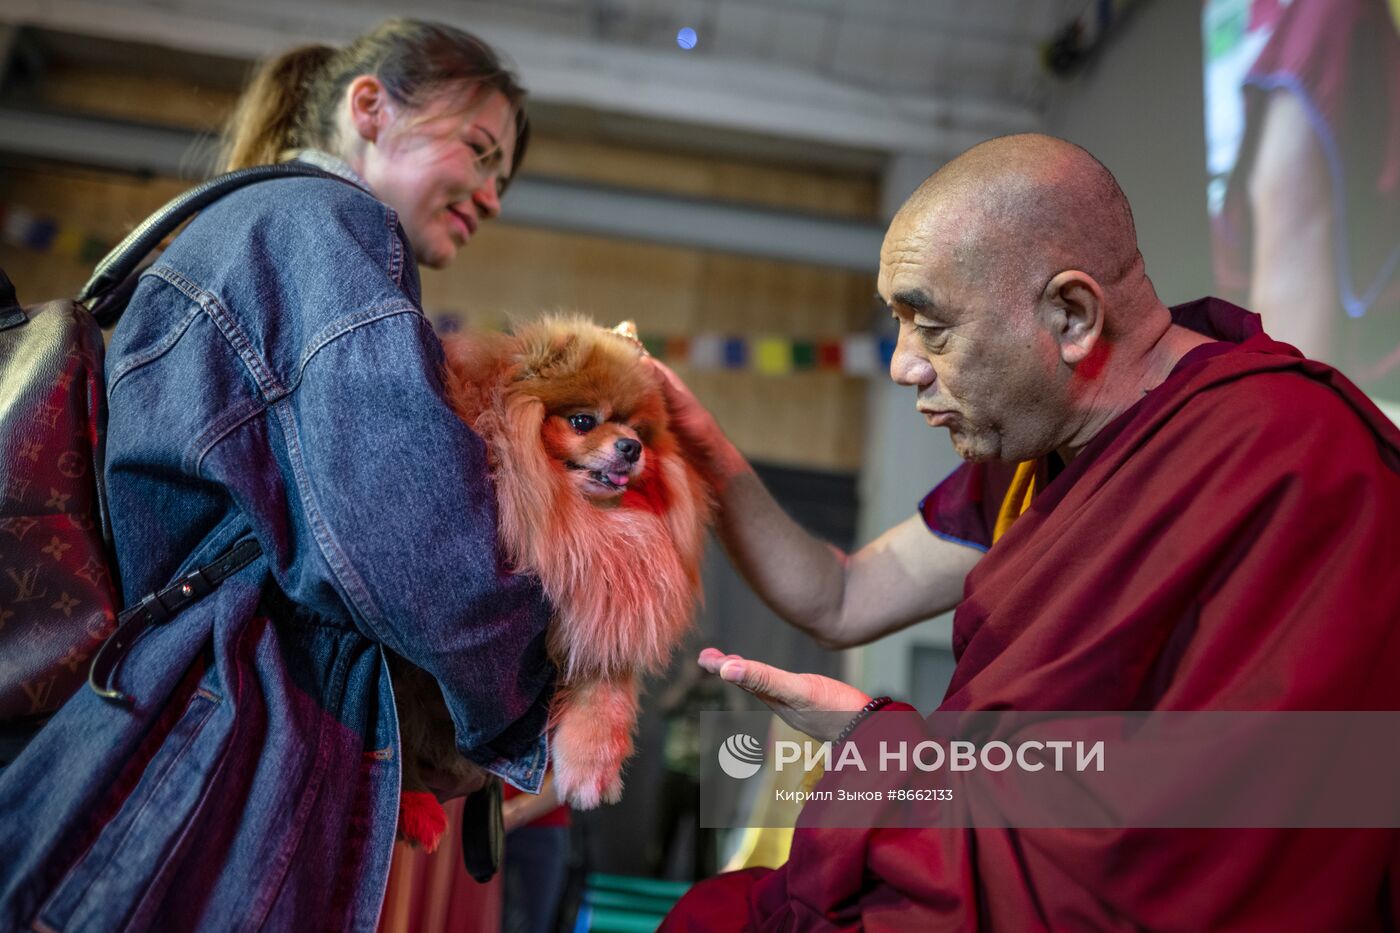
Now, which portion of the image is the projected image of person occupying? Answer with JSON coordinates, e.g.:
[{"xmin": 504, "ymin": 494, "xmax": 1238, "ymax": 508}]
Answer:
[{"xmin": 1204, "ymin": 0, "xmax": 1400, "ymax": 412}]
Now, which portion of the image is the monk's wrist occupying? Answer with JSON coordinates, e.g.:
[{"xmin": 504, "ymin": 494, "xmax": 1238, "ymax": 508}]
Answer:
[
  {"xmin": 705, "ymin": 438, "xmax": 754, "ymax": 493},
  {"xmin": 835, "ymin": 696, "xmax": 895, "ymax": 744}
]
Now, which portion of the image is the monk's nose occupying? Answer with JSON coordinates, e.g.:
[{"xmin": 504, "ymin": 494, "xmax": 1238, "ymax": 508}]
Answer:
[{"xmin": 890, "ymin": 332, "xmax": 934, "ymax": 388}]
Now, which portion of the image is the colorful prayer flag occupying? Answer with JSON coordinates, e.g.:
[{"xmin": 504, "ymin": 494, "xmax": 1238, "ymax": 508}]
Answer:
[
  {"xmin": 791, "ymin": 341, "xmax": 815, "ymax": 370},
  {"xmin": 688, "ymin": 334, "xmax": 724, "ymax": 370},
  {"xmin": 754, "ymin": 337, "xmax": 792, "ymax": 375},
  {"xmin": 722, "ymin": 337, "xmax": 747, "ymax": 369},
  {"xmin": 842, "ymin": 334, "xmax": 878, "ymax": 376}
]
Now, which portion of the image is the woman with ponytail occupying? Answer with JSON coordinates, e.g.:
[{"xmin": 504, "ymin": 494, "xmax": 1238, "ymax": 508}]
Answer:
[
  {"xmin": 223, "ymin": 19, "xmax": 529, "ymax": 266},
  {"xmin": 0, "ymin": 20, "xmax": 552, "ymax": 931}
]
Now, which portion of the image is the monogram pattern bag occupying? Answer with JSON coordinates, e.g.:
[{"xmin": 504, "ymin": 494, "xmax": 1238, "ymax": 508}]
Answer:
[
  {"xmin": 0, "ymin": 163, "xmax": 335, "ymax": 732},
  {"xmin": 0, "ymin": 271, "xmax": 117, "ymax": 724}
]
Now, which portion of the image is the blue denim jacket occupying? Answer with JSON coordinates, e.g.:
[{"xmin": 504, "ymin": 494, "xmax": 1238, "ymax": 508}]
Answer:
[{"xmin": 0, "ymin": 157, "xmax": 555, "ymax": 931}]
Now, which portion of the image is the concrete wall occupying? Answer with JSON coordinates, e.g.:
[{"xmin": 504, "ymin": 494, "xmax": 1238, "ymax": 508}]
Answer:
[{"xmin": 1045, "ymin": 0, "xmax": 1215, "ymax": 306}]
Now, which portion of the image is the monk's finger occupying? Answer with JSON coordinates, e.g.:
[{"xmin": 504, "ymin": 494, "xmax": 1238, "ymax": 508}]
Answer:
[
  {"xmin": 697, "ymin": 647, "xmax": 740, "ymax": 675},
  {"xmin": 717, "ymin": 658, "xmax": 808, "ymax": 707}
]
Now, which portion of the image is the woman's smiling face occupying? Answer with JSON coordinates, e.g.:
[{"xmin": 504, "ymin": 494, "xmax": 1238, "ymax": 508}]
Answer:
[{"xmin": 357, "ymin": 84, "xmax": 517, "ymax": 268}]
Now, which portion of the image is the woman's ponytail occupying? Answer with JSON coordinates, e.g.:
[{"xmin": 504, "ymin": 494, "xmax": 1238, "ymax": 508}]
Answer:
[
  {"xmin": 221, "ymin": 44, "xmax": 336, "ymax": 171},
  {"xmin": 220, "ymin": 21, "xmax": 530, "ymax": 178}
]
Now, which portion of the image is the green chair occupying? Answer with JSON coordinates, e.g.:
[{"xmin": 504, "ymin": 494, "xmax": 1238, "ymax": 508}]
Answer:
[{"xmin": 573, "ymin": 873, "xmax": 691, "ymax": 932}]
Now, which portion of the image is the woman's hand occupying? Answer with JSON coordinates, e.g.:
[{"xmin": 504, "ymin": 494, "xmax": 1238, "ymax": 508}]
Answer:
[
  {"xmin": 650, "ymin": 359, "xmax": 752, "ymax": 492},
  {"xmin": 697, "ymin": 647, "xmax": 872, "ymax": 742}
]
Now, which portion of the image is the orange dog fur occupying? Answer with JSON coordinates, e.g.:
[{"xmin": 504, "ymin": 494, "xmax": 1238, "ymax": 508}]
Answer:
[{"xmin": 392, "ymin": 314, "xmax": 711, "ymax": 848}]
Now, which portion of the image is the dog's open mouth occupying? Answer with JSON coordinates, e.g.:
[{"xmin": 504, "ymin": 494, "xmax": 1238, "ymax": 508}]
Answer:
[{"xmin": 565, "ymin": 461, "xmax": 632, "ymax": 492}]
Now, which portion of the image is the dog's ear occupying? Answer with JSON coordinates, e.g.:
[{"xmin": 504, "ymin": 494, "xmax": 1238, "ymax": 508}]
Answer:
[
  {"xmin": 515, "ymin": 332, "xmax": 579, "ymax": 382},
  {"xmin": 441, "ymin": 331, "xmax": 514, "ymax": 424}
]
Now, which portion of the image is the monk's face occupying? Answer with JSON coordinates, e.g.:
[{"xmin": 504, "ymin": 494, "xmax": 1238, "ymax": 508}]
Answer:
[{"xmin": 879, "ymin": 214, "xmax": 1070, "ymax": 463}]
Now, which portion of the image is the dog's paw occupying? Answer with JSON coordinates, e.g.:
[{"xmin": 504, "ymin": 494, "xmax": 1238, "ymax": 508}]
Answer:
[
  {"xmin": 554, "ymin": 762, "xmax": 625, "ymax": 810},
  {"xmin": 551, "ymin": 692, "xmax": 635, "ymax": 809}
]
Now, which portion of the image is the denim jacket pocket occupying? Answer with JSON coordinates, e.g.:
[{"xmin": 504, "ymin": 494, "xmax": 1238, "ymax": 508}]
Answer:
[{"xmin": 36, "ymin": 685, "xmax": 225, "ymax": 933}]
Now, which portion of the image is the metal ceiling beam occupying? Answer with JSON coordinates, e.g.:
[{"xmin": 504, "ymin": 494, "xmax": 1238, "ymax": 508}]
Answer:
[
  {"xmin": 1, "ymin": 0, "xmax": 1041, "ymax": 158},
  {"xmin": 508, "ymin": 176, "xmax": 883, "ymax": 270},
  {"xmin": 0, "ymin": 107, "xmax": 885, "ymax": 271},
  {"xmin": 0, "ymin": 24, "xmax": 18, "ymax": 89},
  {"xmin": 0, "ymin": 108, "xmax": 216, "ymax": 177}
]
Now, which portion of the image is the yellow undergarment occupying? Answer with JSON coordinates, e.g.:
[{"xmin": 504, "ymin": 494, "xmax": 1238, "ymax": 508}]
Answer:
[{"xmin": 725, "ymin": 460, "xmax": 1042, "ymax": 871}]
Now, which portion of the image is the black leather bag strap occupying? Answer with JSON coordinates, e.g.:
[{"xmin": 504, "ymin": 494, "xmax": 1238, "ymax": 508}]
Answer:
[
  {"xmin": 0, "ymin": 267, "xmax": 24, "ymax": 330},
  {"xmin": 89, "ymin": 537, "xmax": 264, "ymax": 705},
  {"xmin": 79, "ymin": 162, "xmax": 342, "ymax": 325}
]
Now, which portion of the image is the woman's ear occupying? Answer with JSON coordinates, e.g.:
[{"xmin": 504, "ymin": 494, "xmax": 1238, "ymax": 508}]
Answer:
[{"xmin": 346, "ymin": 75, "xmax": 390, "ymax": 144}]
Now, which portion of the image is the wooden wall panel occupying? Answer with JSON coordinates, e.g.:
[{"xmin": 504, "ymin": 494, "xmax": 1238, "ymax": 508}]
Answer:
[
  {"xmin": 34, "ymin": 71, "xmax": 241, "ymax": 132},
  {"xmin": 0, "ymin": 166, "xmax": 185, "ymax": 304},
  {"xmin": 422, "ymin": 226, "xmax": 706, "ymax": 332},
  {"xmin": 523, "ymin": 136, "xmax": 879, "ymax": 218},
  {"xmin": 678, "ymin": 368, "xmax": 869, "ymax": 471},
  {"xmin": 35, "ymin": 66, "xmax": 879, "ymax": 218},
  {"xmin": 421, "ymin": 227, "xmax": 877, "ymax": 471}
]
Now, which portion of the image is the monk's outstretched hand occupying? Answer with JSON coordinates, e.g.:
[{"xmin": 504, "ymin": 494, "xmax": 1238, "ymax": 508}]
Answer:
[{"xmin": 698, "ymin": 647, "xmax": 872, "ymax": 742}]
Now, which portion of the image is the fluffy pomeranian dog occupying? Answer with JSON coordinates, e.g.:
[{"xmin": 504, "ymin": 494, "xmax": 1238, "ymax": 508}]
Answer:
[{"xmin": 391, "ymin": 314, "xmax": 712, "ymax": 851}]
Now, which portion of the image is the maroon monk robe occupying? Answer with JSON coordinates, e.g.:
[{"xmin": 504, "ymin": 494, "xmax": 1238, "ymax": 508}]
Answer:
[{"xmin": 663, "ymin": 299, "xmax": 1400, "ymax": 932}]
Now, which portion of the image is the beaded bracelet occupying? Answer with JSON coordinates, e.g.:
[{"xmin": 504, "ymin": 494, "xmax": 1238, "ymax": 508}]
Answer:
[{"xmin": 834, "ymin": 695, "xmax": 894, "ymax": 745}]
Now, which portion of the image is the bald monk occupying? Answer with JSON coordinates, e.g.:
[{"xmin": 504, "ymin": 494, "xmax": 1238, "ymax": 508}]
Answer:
[{"xmin": 656, "ymin": 134, "xmax": 1400, "ymax": 930}]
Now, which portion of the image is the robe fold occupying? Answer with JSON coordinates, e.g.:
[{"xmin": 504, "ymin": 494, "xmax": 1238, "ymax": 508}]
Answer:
[{"xmin": 662, "ymin": 299, "xmax": 1400, "ymax": 932}]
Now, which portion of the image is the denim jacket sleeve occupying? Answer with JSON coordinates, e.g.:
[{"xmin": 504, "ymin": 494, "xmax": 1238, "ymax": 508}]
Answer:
[{"xmin": 143, "ymin": 176, "xmax": 555, "ymax": 786}]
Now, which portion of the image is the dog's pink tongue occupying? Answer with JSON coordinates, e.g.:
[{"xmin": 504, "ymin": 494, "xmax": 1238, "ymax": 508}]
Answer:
[{"xmin": 608, "ymin": 472, "xmax": 630, "ymax": 487}]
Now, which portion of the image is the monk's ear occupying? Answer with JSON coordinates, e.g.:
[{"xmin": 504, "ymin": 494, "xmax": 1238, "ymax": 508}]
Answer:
[{"xmin": 1040, "ymin": 270, "xmax": 1104, "ymax": 367}]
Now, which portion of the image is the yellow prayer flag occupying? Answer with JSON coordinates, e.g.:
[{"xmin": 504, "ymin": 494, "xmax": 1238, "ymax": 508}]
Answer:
[{"xmin": 753, "ymin": 337, "xmax": 792, "ymax": 375}]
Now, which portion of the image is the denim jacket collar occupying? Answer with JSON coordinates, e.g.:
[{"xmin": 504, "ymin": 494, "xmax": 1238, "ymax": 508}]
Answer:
[{"xmin": 286, "ymin": 149, "xmax": 373, "ymax": 194}]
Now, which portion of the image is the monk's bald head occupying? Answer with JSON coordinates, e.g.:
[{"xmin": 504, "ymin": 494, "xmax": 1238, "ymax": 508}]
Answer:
[{"xmin": 891, "ymin": 134, "xmax": 1144, "ymax": 318}]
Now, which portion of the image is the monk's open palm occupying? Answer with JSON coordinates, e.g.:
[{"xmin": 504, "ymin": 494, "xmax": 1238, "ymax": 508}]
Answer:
[{"xmin": 697, "ymin": 647, "xmax": 871, "ymax": 742}]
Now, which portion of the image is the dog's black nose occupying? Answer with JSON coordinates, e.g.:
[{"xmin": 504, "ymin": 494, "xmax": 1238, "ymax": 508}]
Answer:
[{"xmin": 615, "ymin": 438, "xmax": 641, "ymax": 463}]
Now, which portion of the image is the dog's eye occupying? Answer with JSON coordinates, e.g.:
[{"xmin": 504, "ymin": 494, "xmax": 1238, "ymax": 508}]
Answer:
[{"xmin": 568, "ymin": 413, "xmax": 597, "ymax": 433}]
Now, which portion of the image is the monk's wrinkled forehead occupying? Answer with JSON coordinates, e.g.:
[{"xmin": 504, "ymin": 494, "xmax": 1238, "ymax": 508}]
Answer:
[
  {"xmin": 878, "ymin": 196, "xmax": 991, "ymax": 307},
  {"xmin": 878, "ymin": 210, "xmax": 933, "ymax": 301}
]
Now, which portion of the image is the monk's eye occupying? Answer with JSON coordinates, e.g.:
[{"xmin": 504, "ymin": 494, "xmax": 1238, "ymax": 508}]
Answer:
[{"xmin": 568, "ymin": 413, "xmax": 597, "ymax": 433}]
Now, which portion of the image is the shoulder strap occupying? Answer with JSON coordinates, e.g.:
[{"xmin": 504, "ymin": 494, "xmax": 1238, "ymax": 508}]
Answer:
[
  {"xmin": 79, "ymin": 162, "xmax": 347, "ymax": 325},
  {"xmin": 0, "ymin": 267, "xmax": 24, "ymax": 330}
]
